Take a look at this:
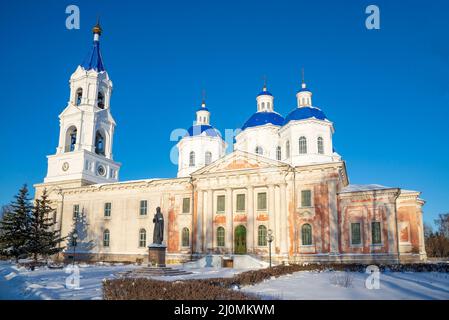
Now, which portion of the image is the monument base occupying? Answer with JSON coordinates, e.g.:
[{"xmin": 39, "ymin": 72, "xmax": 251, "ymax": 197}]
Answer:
[{"xmin": 148, "ymin": 244, "xmax": 167, "ymax": 267}]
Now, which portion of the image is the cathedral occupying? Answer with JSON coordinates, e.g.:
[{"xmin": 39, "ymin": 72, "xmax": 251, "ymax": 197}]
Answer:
[{"xmin": 34, "ymin": 23, "xmax": 427, "ymax": 264}]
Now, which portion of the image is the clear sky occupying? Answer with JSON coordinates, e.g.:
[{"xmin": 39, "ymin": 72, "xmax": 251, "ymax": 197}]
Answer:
[{"xmin": 0, "ymin": 0, "xmax": 448, "ymax": 227}]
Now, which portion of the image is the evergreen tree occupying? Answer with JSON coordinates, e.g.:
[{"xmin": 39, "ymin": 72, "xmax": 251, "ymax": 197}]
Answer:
[
  {"xmin": 28, "ymin": 189, "xmax": 66, "ymax": 262},
  {"xmin": 0, "ymin": 185, "xmax": 32, "ymax": 261}
]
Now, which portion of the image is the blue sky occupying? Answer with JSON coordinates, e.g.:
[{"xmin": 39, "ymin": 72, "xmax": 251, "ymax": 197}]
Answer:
[{"xmin": 0, "ymin": 0, "xmax": 448, "ymax": 227}]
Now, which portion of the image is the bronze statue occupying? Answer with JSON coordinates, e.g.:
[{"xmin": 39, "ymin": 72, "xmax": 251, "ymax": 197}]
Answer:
[{"xmin": 152, "ymin": 207, "xmax": 164, "ymax": 244}]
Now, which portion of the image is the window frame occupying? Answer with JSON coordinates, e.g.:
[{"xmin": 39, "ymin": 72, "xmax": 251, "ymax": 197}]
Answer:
[
  {"xmin": 181, "ymin": 227, "xmax": 190, "ymax": 247},
  {"xmin": 73, "ymin": 204, "xmax": 80, "ymax": 220},
  {"xmin": 216, "ymin": 227, "xmax": 225, "ymax": 247},
  {"xmin": 301, "ymin": 190, "xmax": 312, "ymax": 207},
  {"xmin": 317, "ymin": 136, "xmax": 324, "ymax": 155},
  {"xmin": 371, "ymin": 221, "xmax": 382, "ymax": 245},
  {"xmin": 299, "ymin": 136, "xmax": 307, "ymax": 154},
  {"xmin": 236, "ymin": 194, "xmax": 245, "ymax": 212},
  {"xmin": 257, "ymin": 192, "xmax": 267, "ymax": 211},
  {"xmin": 350, "ymin": 222, "xmax": 362, "ymax": 246},
  {"xmin": 301, "ymin": 223, "xmax": 313, "ymax": 246},
  {"xmin": 139, "ymin": 200, "xmax": 148, "ymax": 216},
  {"xmin": 182, "ymin": 197, "xmax": 191, "ymax": 214},
  {"xmin": 103, "ymin": 229, "xmax": 110, "ymax": 247},
  {"xmin": 258, "ymin": 225, "xmax": 267, "ymax": 246},
  {"xmin": 189, "ymin": 151, "xmax": 195, "ymax": 167},
  {"xmin": 276, "ymin": 146, "xmax": 282, "ymax": 160},
  {"xmin": 216, "ymin": 195, "xmax": 225, "ymax": 214},
  {"xmin": 139, "ymin": 228, "xmax": 146, "ymax": 248},
  {"xmin": 104, "ymin": 202, "xmax": 112, "ymax": 218}
]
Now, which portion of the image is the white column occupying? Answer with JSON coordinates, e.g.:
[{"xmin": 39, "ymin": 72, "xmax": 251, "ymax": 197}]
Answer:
[
  {"xmin": 247, "ymin": 186, "xmax": 254, "ymax": 253},
  {"xmin": 206, "ymin": 189, "xmax": 213, "ymax": 252},
  {"xmin": 268, "ymin": 184, "xmax": 275, "ymax": 232},
  {"xmin": 196, "ymin": 190, "xmax": 203, "ymax": 253},
  {"xmin": 328, "ymin": 180, "xmax": 339, "ymax": 254},
  {"xmin": 280, "ymin": 183, "xmax": 288, "ymax": 256},
  {"xmin": 274, "ymin": 186, "xmax": 281, "ymax": 255},
  {"xmin": 225, "ymin": 188, "xmax": 233, "ymax": 254}
]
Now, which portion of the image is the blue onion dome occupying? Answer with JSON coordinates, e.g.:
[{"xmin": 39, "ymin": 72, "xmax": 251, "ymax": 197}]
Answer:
[
  {"xmin": 241, "ymin": 111, "xmax": 285, "ymax": 131},
  {"xmin": 283, "ymin": 106, "xmax": 327, "ymax": 126},
  {"xmin": 257, "ymin": 90, "xmax": 273, "ymax": 97},
  {"xmin": 185, "ymin": 124, "xmax": 222, "ymax": 138}
]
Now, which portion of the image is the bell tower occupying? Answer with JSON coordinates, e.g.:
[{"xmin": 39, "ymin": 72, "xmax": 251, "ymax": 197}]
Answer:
[{"xmin": 44, "ymin": 22, "xmax": 121, "ymax": 185}]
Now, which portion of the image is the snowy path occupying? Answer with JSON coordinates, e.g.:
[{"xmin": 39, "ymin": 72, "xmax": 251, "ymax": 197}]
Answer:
[
  {"xmin": 242, "ymin": 271, "xmax": 449, "ymax": 300},
  {"xmin": 2, "ymin": 261, "xmax": 449, "ymax": 300}
]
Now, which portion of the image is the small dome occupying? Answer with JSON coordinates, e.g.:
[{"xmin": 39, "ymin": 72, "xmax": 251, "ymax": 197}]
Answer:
[
  {"xmin": 185, "ymin": 125, "xmax": 221, "ymax": 138},
  {"xmin": 283, "ymin": 106, "xmax": 327, "ymax": 126},
  {"xmin": 196, "ymin": 106, "xmax": 209, "ymax": 112},
  {"xmin": 297, "ymin": 86, "xmax": 311, "ymax": 93},
  {"xmin": 241, "ymin": 111, "xmax": 284, "ymax": 131},
  {"xmin": 257, "ymin": 90, "xmax": 273, "ymax": 97}
]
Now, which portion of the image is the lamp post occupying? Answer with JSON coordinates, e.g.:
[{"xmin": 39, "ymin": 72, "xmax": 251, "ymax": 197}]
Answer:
[
  {"xmin": 267, "ymin": 229, "xmax": 274, "ymax": 268},
  {"xmin": 72, "ymin": 230, "xmax": 78, "ymax": 266}
]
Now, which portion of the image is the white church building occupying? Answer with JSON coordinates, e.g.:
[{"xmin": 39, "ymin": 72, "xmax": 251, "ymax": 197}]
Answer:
[{"xmin": 34, "ymin": 23, "xmax": 427, "ymax": 264}]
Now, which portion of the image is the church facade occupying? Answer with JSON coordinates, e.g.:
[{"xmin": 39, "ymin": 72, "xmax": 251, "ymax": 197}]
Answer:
[{"xmin": 34, "ymin": 24, "xmax": 427, "ymax": 264}]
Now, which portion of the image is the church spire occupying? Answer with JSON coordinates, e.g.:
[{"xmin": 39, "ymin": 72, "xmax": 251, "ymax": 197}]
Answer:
[
  {"xmin": 196, "ymin": 90, "xmax": 210, "ymax": 125},
  {"xmin": 81, "ymin": 20, "xmax": 105, "ymax": 72},
  {"xmin": 256, "ymin": 76, "xmax": 274, "ymax": 112},
  {"xmin": 296, "ymin": 68, "xmax": 312, "ymax": 107}
]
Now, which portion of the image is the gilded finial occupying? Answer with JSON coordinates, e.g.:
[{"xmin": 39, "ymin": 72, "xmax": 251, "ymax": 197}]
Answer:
[
  {"xmin": 301, "ymin": 67, "xmax": 306, "ymax": 89},
  {"xmin": 92, "ymin": 16, "xmax": 102, "ymax": 35},
  {"xmin": 262, "ymin": 75, "xmax": 267, "ymax": 91},
  {"xmin": 201, "ymin": 89, "xmax": 206, "ymax": 107}
]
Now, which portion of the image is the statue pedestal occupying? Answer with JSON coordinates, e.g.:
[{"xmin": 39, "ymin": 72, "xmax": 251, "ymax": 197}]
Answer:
[{"xmin": 148, "ymin": 244, "xmax": 166, "ymax": 267}]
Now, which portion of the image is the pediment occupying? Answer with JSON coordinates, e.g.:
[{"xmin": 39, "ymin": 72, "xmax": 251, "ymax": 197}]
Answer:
[{"xmin": 191, "ymin": 150, "xmax": 288, "ymax": 175}]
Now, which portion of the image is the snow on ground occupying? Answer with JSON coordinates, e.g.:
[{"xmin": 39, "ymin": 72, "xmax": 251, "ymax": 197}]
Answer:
[
  {"xmin": 2, "ymin": 260, "xmax": 449, "ymax": 300},
  {"xmin": 0, "ymin": 261, "xmax": 138, "ymax": 300},
  {"xmin": 0, "ymin": 261, "xmax": 243, "ymax": 300},
  {"xmin": 242, "ymin": 270, "xmax": 449, "ymax": 300}
]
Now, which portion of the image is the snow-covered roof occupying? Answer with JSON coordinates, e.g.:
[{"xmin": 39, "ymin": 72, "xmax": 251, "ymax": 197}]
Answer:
[{"xmin": 340, "ymin": 184, "xmax": 394, "ymax": 193}]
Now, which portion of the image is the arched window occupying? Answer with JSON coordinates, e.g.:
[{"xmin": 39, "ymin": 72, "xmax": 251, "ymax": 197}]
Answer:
[
  {"xmin": 255, "ymin": 146, "xmax": 263, "ymax": 155},
  {"xmin": 97, "ymin": 91, "xmax": 105, "ymax": 109},
  {"xmin": 258, "ymin": 225, "xmax": 267, "ymax": 246},
  {"xmin": 301, "ymin": 224, "xmax": 312, "ymax": 246},
  {"xmin": 205, "ymin": 151, "xmax": 212, "ymax": 165},
  {"xmin": 95, "ymin": 131, "xmax": 105, "ymax": 156},
  {"xmin": 189, "ymin": 151, "xmax": 195, "ymax": 167},
  {"xmin": 286, "ymin": 140, "xmax": 290, "ymax": 158},
  {"xmin": 65, "ymin": 126, "xmax": 77, "ymax": 152},
  {"xmin": 139, "ymin": 229, "xmax": 146, "ymax": 247},
  {"xmin": 299, "ymin": 136, "xmax": 307, "ymax": 154},
  {"xmin": 276, "ymin": 146, "xmax": 282, "ymax": 160},
  {"xmin": 317, "ymin": 137, "xmax": 324, "ymax": 154},
  {"xmin": 261, "ymin": 102, "xmax": 265, "ymax": 110},
  {"xmin": 217, "ymin": 227, "xmax": 225, "ymax": 247},
  {"xmin": 75, "ymin": 88, "xmax": 83, "ymax": 106},
  {"xmin": 267, "ymin": 102, "xmax": 271, "ymax": 110},
  {"xmin": 103, "ymin": 229, "xmax": 110, "ymax": 247},
  {"xmin": 182, "ymin": 227, "xmax": 190, "ymax": 247}
]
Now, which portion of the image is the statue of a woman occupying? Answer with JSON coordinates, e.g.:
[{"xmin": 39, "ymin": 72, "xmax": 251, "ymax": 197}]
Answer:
[{"xmin": 152, "ymin": 207, "xmax": 164, "ymax": 244}]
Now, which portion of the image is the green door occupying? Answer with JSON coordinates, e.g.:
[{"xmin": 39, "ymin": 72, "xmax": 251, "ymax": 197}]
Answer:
[{"xmin": 234, "ymin": 225, "xmax": 247, "ymax": 254}]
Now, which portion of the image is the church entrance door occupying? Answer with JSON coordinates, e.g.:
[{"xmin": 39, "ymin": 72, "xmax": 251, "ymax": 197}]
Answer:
[{"xmin": 234, "ymin": 225, "xmax": 247, "ymax": 254}]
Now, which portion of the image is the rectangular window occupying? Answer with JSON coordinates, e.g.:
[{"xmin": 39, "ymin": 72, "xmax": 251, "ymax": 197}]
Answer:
[
  {"xmin": 73, "ymin": 204, "xmax": 79, "ymax": 220},
  {"xmin": 140, "ymin": 200, "xmax": 147, "ymax": 216},
  {"xmin": 372, "ymin": 221, "xmax": 382, "ymax": 245},
  {"xmin": 257, "ymin": 192, "xmax": 267, "ymax": 211},
  {"xmin": 236, "ymin": 194, "xmax": 245, "ymax": 212},
  {"xmin": 351, "ymin": 223, "xmax": 361, "ymax": 245},
  {"xmin": 104, "ymin": 202, "xmax": 111, "ymax": 217},
  {"xmin": 182, "ymin": 198, "xmax": 190, "ymax": 213},
  {"xmin": 301, "ymin": 190, "xmax": 312, "ymax": 207},
  {"xmin": 216, "ymin": 195, "xmax": 225, "ymax": 213}
]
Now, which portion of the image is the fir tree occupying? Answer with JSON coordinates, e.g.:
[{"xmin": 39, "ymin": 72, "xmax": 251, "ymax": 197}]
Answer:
[
  {"xmin": 28, "ymin": 189, "xmax": 66, "ymax": 262},
  {"xmin": 0, "ymin": 185, "xmax": 32, "ymax": 261}
]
